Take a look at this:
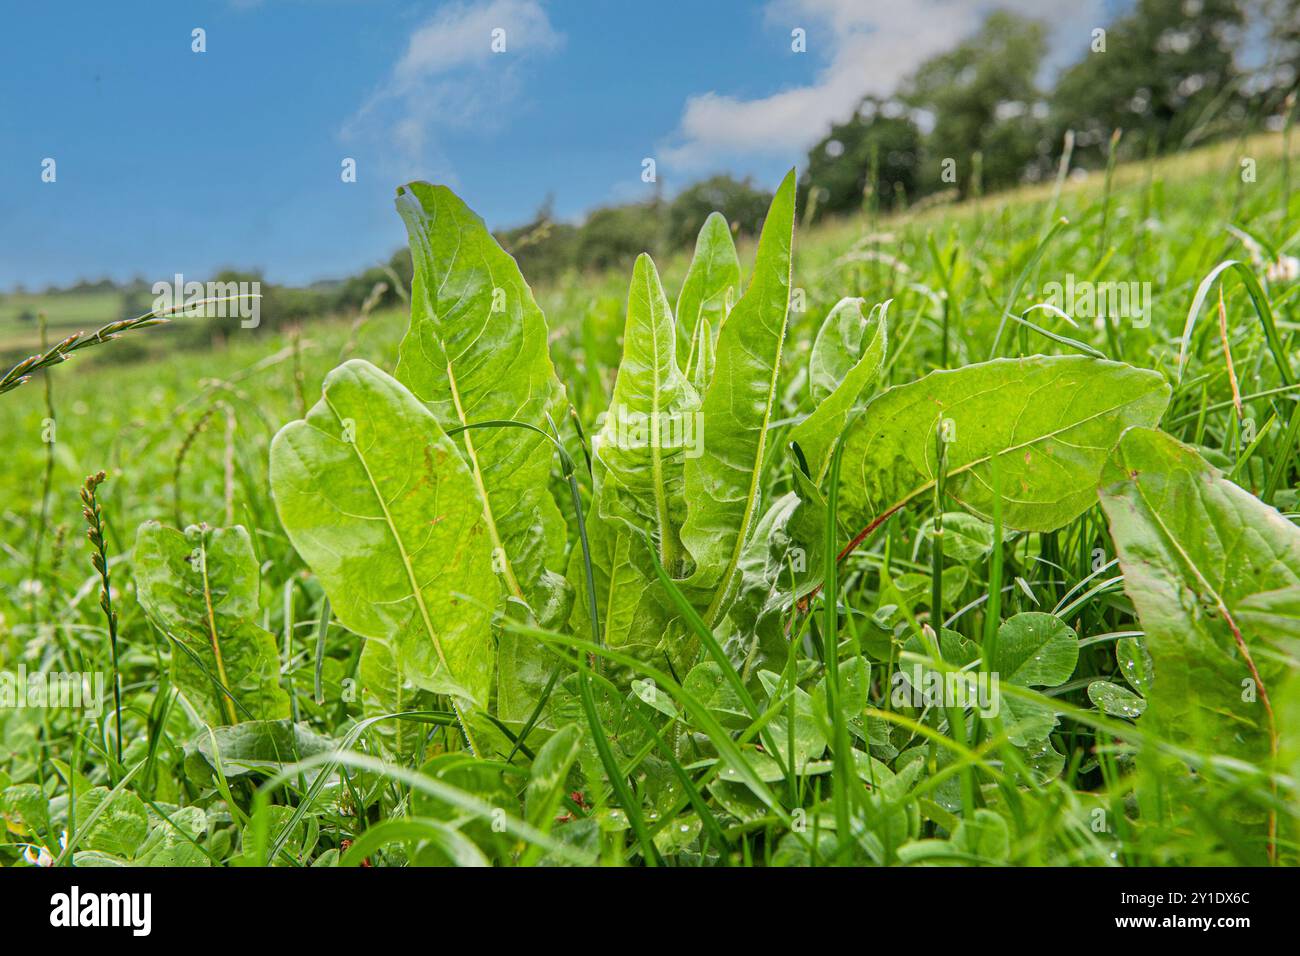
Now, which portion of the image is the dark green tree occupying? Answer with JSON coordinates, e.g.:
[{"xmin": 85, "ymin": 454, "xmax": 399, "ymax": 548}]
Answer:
[
  {"xmin": 801, "ymin": 97, "xmax": 922, "ymax": 218},
  {"xmin": 1239, "ymin": 1, "xmax": 1299, "ymax": 120},
  {"xmin": 575, "ymin": 202, "xmax": 666, "ymax": 273},
  {"xmin": 903, "ymin": 10, "xmax": 1050, "ymax": 194},
  {"xmin": 496, "ymin": 196, "xmax": 581, "ymax": 283},
  {"xmin": 666, "ymin": 175, "xmax": 772, "ymax": 248},
  {"xmin": 1050, "ymin": 0, "xmax": 1245, "ymax": 162}
]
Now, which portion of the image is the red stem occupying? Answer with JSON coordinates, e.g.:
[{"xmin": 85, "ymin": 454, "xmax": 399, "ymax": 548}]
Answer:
[{"xmin": 796, "ymin": 503, "xmax": 907, "ymax": 616}]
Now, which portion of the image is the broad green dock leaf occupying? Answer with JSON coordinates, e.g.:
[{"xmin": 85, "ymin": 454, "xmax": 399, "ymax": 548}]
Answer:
[
  {"xmin": 594, "ymin": 253, "xmax": 699, "ymax": 572},
  {"xmin": 922, "ymin": 512, "xmax": 1001, "ymax": 562},
  {"xmin": 680, "ymin": 169, "xmax": 797, "ymax": 626},
  {"xmin": 1098, "ymin": 426, "xmax": 1300, "ymax": 765},
  {"xmin": 134, "ymin": 523, "xmax": 289, "ymax": 725},
  {"xmin": 790, "ymin": 297, "xmax": 888, "ymax": 484},
  {"xmin": 678, "ymin": 211, "xmax": 741, "ymax": 384},
  {"xmin": 570, "ymin": 254, "xmax": 705, "ymax": 683},
  {"xmin": 727, "ymin": 489, "xmax": 823, "ymax": 673},
  {"xmin": 192, "ymin": 719, "xmax": 335, "ymax": 778},
  {"xmin": 565, "ymin": 511, "xmax": 684, "ymax": 684},
  {"xmin": 1279, "ymin": 678, "xmax": 1300, "ymax": 841},
  {"xmin": 73, "ymin": 787, "xmax": 148, "ymax": 859},
  {"xmin": 393, "ymin": 181, "xmax": 568, "ymax": 615},
  {"xmin": 1237, "ymin": 585, "xmax": 1300, "ymax": 641},
  {"xmin": 135, "ymin": 806, "xmax": 208, "ymax": 867},
  {"xmin": 1, "ymin": 784, "xmax": 50, "ymax": 839},
  {"xmin": 393, "ymin": 182, "xmax": 570, "ymax": 723},
  {"xmin": 840, "ymin": 355, "xmax": 1171, "ymax": 537},
  {"xmin": 269, "ymin": 359, "xmax": 496, "ymax": 709}
]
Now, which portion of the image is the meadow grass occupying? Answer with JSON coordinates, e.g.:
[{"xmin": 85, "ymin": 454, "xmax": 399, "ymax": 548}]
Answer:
[{"xmin": 1, "ymin": 131, "xmax": 1298, "ymax": 867}]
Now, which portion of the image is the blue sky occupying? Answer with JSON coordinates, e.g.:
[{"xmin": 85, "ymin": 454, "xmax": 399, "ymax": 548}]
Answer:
[{"xmin": 0, "ymin": 0, "xmax": 1127, "ymax": 290}]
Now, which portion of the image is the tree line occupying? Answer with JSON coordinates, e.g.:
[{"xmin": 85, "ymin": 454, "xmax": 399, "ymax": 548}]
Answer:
[{"xmin": 501, "ymin": 0, "xmax": 1298, "ymax": 282}]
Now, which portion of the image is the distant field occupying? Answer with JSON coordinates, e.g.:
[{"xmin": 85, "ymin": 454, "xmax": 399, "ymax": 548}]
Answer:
[{"xmin": 0, "ymin": 291, "xmax": 126, "ymax": 352}]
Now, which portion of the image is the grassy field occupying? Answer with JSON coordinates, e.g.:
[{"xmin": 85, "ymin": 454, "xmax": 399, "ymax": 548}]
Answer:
[
  {"xmin": 2, "ymin": 131, "xmax": 1298, "ymax": 868},
  {"xmin": 0, "ymin": 291, "xmax": 128, "ymax": 353}
]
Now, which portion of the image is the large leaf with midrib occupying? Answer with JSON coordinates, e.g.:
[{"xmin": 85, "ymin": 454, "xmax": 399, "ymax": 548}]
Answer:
[
  {"xmin": 269, "ymin": 359, "xmax": 496, "ymax": 710},
  {"xmin": 392, "ymin": 182, "xmax": 570, "ymax": 720},
  {"xmin": 677, "ymin": 211, "xmax": 740, "ymax": 388},
  {"xmin": 789, "ymin": 297, "xmax": 887, "ymax": 485},
  {"xmin": 680, "ymin": 169, "xmax": 797, "ymax": 627},
  {"xmin": 839, "ymin": 355, "xmax": 1171, "ymax": 537},
  {"xmin": 570, "ymin": 253, "xmax": 699, "ymax": 681},
  {"xmin": 593, "ymin": 253, "xmax": 698, "ymax": 571},
  {"xmin": 134, "ymin": 523, "xmax": 289, "ymax": 726},
  {"xmin": 1098, "ymin": 427, "xmax": 1300, "ymax": 765},
  {"xmin": 393, "ymin": 181, "xmax": 568, "ymax": 614}
]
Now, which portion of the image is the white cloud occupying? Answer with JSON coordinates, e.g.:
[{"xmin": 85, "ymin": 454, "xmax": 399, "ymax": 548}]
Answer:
[
  {"xmin": 660, "ymin": 0, "xmax": 1108, "ymax": 174},
  {"xmin": 344, "ymin": 0, "xmax": 563, "ymax": 182},
  {"xmin": 394, "ymin": 0, "xmax": 560, "ymax": 85}
]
